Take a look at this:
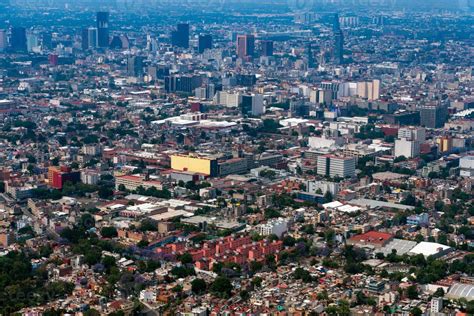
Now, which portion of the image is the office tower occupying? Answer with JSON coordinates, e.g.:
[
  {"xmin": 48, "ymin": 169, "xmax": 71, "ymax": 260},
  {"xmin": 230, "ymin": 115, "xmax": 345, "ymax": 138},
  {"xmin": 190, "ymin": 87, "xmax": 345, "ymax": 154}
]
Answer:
[
  {"xmin": 372, "ymin": 79, "xmax": 381, "ymax": 100},
  {"xmin": 395, "ymin": 138, "xmax": 420, "ymax": 158},
  {"xmin": 42, "ymin": 32, "xmax": 52, "ymax": 49},
  {"xmin": 81, "ymin": 28, "xmax": 89, "ymax": 50},
  {"xmin": 86, "ymin": 27, "xmax": 98, "ymax": 49},
  {"xmin": 398, "ymin": 127, "xmax": 426, "ymax": 142},
  {"xmin": 165, "ymin": 75, "xmax": 202, "ymax": 94},
  {"xmin": 307, "ymin": 42, "xmax": 315, "ymax": 68},
  {"xmin": 96, "ymin": 12, "xmax": 109, "ymax": 48},
  {"xmin": 0, "ymin": 29, "xmax": 7, "ymax": 52},
  {"xmin": 317, "ymin": 155, "xmax": 356, "ymax": 178},
  {"xmin": 10, "ymin": 27, "xmax": 27, "ymax": 52},
  {"xmin": 236, "ymin": 34, "xmax": 255, "ymax": 59},
  {"xmin": 419, "ymin": 104, "xmax": 448, "ymax": 128},
  {"xmin": 171, "ymin": 23, "xmax": 189, "ymax": 49},
  {"xmin": 261, "ymin": 40, "xmax": 274, "ymax": 57},
  {"xmin": 48, "ymin": 54, "xmax": 58, "ymax": 66},
  {"xmin": 198, "ymin": 34, "xmax": 212, "ymax": 53},
  {"xmin": 26, "ymin": 33, "xmax": 39, "ymax": 52},
  {"xmin": 373, "ymin": 15, "xmax": 385, "ymax": 26},
  {"xmin": 127, "ymin": 56, "xmax": 144, "ymax": 77},
  {"xmin": 241, "ymin": 94, "xmax": 264, "ymax": 116},
  {"xmin": 48, "ymin": 166, "xmax": 80, "ymax": 190},
  {"xmin": 110, "ymin": 35, "xmax": 123, "ymax": 50},
  {"xmin": 333, "ymin": 14, "xmax": 344, "ymax": 65},
  {"xmin": 436, "ymin": 136, "xmax": 453, "ymax": 153}
]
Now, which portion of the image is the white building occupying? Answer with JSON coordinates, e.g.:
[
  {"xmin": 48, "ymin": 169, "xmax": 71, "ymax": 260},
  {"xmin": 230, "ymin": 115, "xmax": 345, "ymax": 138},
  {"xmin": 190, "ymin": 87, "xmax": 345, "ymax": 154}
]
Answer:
[
  {"xmin": 430, "ymin": 297, "xmax": 443, "ymax": 314},
  {"xmin": 81, "ymin": 170, "xmax": 100, "ymax": 185},
  {"xmin": 307, "ymin": 180, "xmax": 339, "ymax": 195},
  {"xmin": 394, "ymin": 138, "xmax": 420, "ymax": 158},
  {"xmin": 258, "ymin": 218, "xmax": 288, "ymax": 238},
  {"xmin": 317, "ymin": 155, "xmax": 356, "ymax": 178},
  {"xmin": 398, "ymin": 127, "xmax": 426, "ymax": 142},
  {"xmin": 251, "ymin": 93, "xmax": 264, "ymax": 116},
  {"xmin": 308, "ymin": 135, "xmax": 344, "ymax": 149},
  {"xmin": 460, "ymin": 155, "xmax": 474, "ymax": 177},
  {"xmin": 214, "ymin": 91, "xmax": 241, "ymax": 108}
]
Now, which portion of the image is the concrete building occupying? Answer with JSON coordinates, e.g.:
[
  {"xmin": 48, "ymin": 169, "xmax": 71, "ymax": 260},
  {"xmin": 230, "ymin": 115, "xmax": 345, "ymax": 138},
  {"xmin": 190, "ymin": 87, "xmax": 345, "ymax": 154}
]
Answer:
[
  {"xmin": 218, "ymin": 158, "xmax": 248, "ymax": 176},
  {"xmin": 397, "ymin": 127, "xmax": 426, "ymax": 142},
  {"xmin": 307, "ymin": 180, "xmax": 339, "ymax": 195},
  {"xmin": 317, "ymin": 155, "xmax": 356, "ymax": 178},
  {"xmin": 394, "ymin": 138, "xmax": 420, "ymax": 158},
  {"xmin": 171, "ymin": 154, "xmax": 219, "ymax": 177},
  {"xmin": 257, "ymin": 218, "xmax": 288, "ymax": 238},
  {"xmin": 419, "ymin": 104, "xmax": 448, "ymax": 128},
  {"xmin": 460, "ymin": 155, "xmax": 474, "ymax": 177},
  {"xmin": 430, "ymin": 297, "xmax": 443, "ymax": 314}
]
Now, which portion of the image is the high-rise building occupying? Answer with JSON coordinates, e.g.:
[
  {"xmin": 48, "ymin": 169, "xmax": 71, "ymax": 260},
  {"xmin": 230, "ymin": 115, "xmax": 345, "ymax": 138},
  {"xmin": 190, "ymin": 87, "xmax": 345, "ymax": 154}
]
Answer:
[
  {"xmin": 436, "ymin": 136, "xmax": 453, "ymax": 153},
  {"xmin": 41, "ymin": 32, "xmax": 52, "ymax": 49},
  {"xmin": 171, "ymin": 23, "xmax": 189, "ymax": 49},
  {"xmin": 333, "ymin": 14, "xmax": 344, "ymax": 65},
  {"xmin": 260, "ymin": 40, "xmax": 274, "ymax": 57},
  {"xmin": 236, "ymin": 34, "xmax": 255, "ymax": 59},
  {"xmin": 87, "ymin": 27, "xmax": 98, "ymax": 49},
  {"xmin": 398, "ymin": 127, "xmax": 426, "ymax": 142},
  {"xmin": 419, "ymin": 104, "xmax": 448, "ymax": 128},
  {"xmin": 241, "ymin": 94, "xmax": 264, "ymax": 116},
  {"xmin": 48, "ymin": 166, "xmax": 81, "ymax": 190},
  {"xmin": 317, "ymin": 155, "xmax": 356, "ymax": 178},
  {"xmin": 0, "ymin": 29, "xmax": 7, "ymax": 52},
  {"xmin": 127, "ymin": 56, "xmax": 144, "ymax": 77},
  {"xmin": 26, "ymin": 32, "xmax": 39, "ymax": 52},
  {"xmin": 198, "ymin": 34, "xmax": 212, "ymax": 53},
  {"xmin": 307, "ymin": 42, "xmax": 315, "ymax": 68},
  {"xmin": 165, "ymin": 75, "xmax": 202, "ymax": 94},
  {"xmin": 394, "ymin": 138, "xmax": 420, "ymax": 158},
  {"xmin": 81, "ymin": 28, "xmax": 89, "ymax": 50},
  {"xmin": 96, "ymin": 11, "xmax": 109, "ymax": 48},
  {"xmin": 431, "ymin": 297, "xmax": 443, "ymax": 314},
  {"xmin": 10, "ymin": 27, "xmax": 27, "ymax": 52}
]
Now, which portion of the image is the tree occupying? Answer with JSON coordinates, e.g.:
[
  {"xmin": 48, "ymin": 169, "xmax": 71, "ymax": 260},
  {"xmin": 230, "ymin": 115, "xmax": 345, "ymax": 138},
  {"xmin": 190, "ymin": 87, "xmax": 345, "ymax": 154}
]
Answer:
[
  {"xmin": 191, "ymin": 278, "xmax": 207, "ymax": 295},
  {"xmin": 240, "ymin": 289, "xmax": 250, "ymax": 301},
  {"xmin": 179, "ymin": 253, "xmax": 193, "ymax": 265},
  {"xmin": 100, "ymin": 227, "xmax": 118, "ymax": 238},
  {"xmin": 433, "ymin": 287, "xmax": 445, "ymax": 297},
  {"xmin": 210, "ymin": 276, "xmax": 233, "ymax": 298},
  {"xmin": 324, "ymin": 191, "xmax": 333, "ymax": 203},
  {"xmin": 251, "ymin": 276, "xmax": 263, "ymax": 288},
  {"xmin": 410, "ymin": 307, "xmax": 422, "ymax": 316},
  {"xmin": 406, "ymin": 285, "xmax": 418, "ymax": 299},
  {"xmin": 98, "ymin": 186, "xmax": 114, "ymax": 199}
]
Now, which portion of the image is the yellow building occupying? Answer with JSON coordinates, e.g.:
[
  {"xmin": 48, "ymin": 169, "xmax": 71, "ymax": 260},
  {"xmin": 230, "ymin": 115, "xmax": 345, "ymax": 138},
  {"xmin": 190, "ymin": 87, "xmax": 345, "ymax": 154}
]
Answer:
[
  {"xmin": 171, "ymin": 154, "xmax": 218, "ymax": 177},
  {"xmin": 436, "ymin": 136, "xmax": 453, "ymax": 153}
]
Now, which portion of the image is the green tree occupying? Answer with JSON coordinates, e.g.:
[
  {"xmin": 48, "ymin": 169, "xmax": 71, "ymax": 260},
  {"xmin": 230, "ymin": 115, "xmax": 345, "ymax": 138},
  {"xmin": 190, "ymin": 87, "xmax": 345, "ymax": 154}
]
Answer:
[
  {"xmin": 100, "ymin": 226, "xmax": 118, "ymax": 238},
  {"xmin": 210, "ymin": 276, "xmax": 233, "ymax": 298},
  {"xmin": 191, "ymin": 278, "xmax": 207, "ymax": 295}
]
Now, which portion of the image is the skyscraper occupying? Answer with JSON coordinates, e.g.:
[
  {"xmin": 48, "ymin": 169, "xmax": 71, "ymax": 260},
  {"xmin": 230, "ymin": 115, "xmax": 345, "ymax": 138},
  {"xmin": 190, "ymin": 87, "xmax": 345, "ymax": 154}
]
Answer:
[
  {"xmin": 85, "ymin": 27, "xmax": 98, "ymax": 49},
  {"xmin": 127, "ymin": 56, "xmax": 144, "ymax": 77},
  {"xmin": 81, "ymin": 28, "xmax": 89, "ymax": 50},
  {"xmin": 198, "ymin": 34, "xmax": 212, "ymax": 53},
  {"xmin": 307, "ymin": 42, "xmax": 315, "ymax": 68},
  {"xmin": 260, "ymin": 40, "xmax": 274, "ymax": 57},
  {"xmin": 42, "ymin": 32, "xmax": 52, "ymax": 49},
  {"xmin": 236, "ymin": 34, "xmax": 255, "ymax": 59},
  {"xmin": 419, "ymin": 104, "xmax": 448, "ymax": 128},
  {"xmin": 96, "ymin": 12, "xmax": 109, "ymax": 48},
  {"xmin": 333, "ymin": 14, "xmax": 344, "ymax": 65},
  {"xmin": 171, "ymin": 23, "xmax": 189, "ymax": 49},
  {"xmin": 0, "ymin": 29, "xmax": 7, "ymax": 52},
  {"xmin": 10, "ymin": 27, "xmax": 27, "ymax": 52}
]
